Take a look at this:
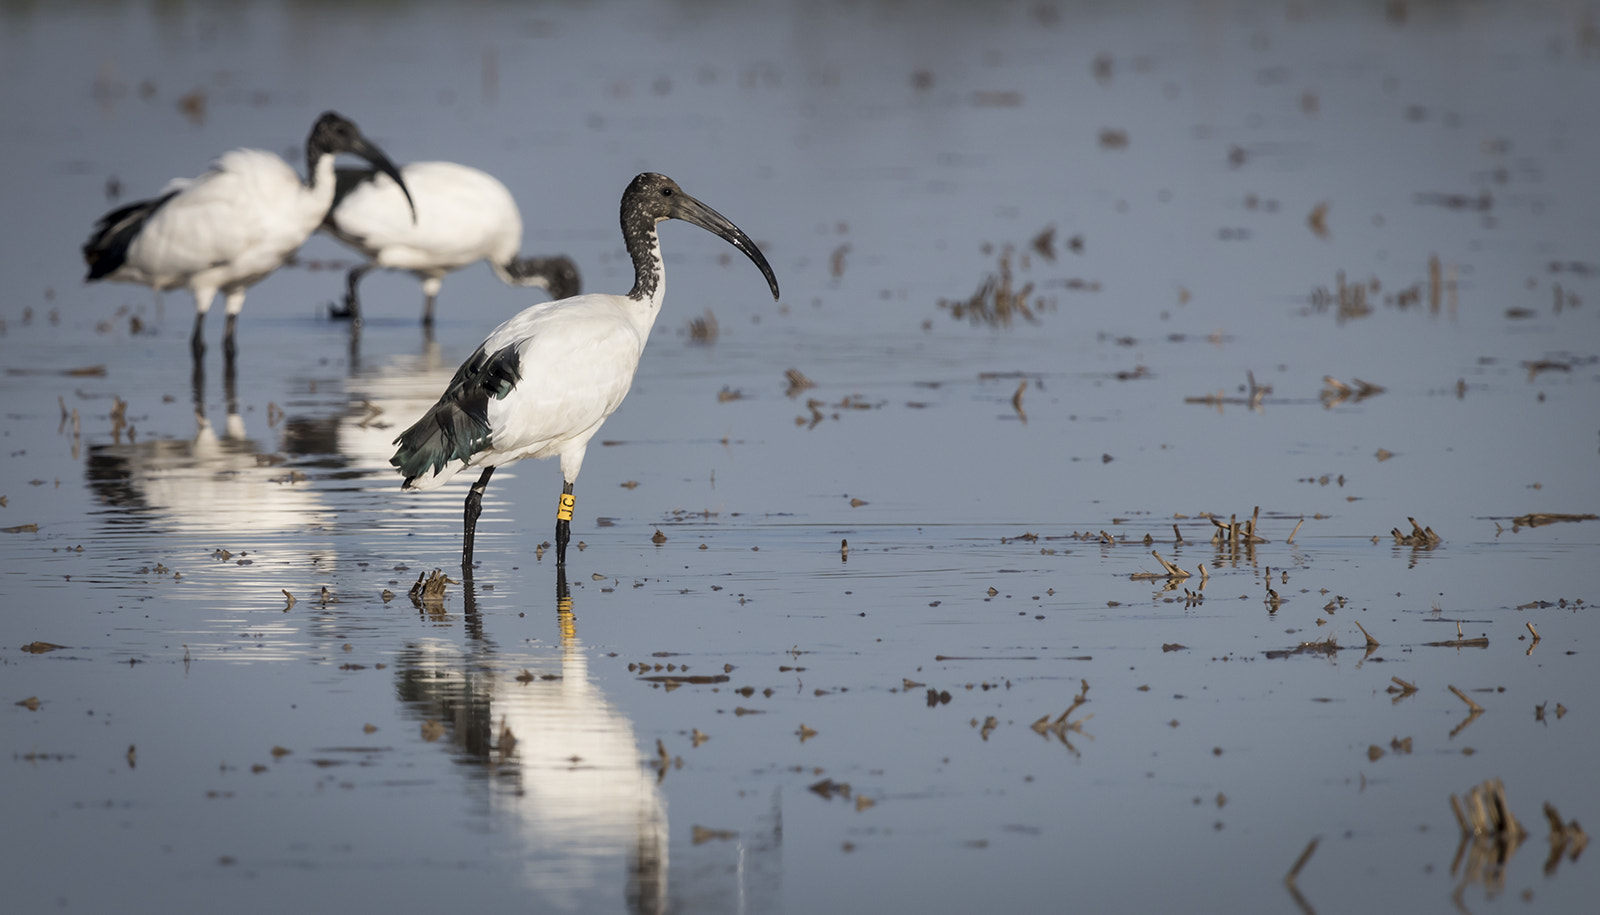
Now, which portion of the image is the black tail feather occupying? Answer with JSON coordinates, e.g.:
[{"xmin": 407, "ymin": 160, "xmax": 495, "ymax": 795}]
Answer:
[
  {"xmin": 83, "ymin": 190, "xmax": 179, "ymax": 280},
  {"xmin": 391, "ymin": 342, "xmax": 522, "ymax": 484}
]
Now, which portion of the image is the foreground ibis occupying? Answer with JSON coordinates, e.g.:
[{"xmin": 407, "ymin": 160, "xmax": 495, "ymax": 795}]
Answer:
[
  {"xmin": 82, "ymin": 111, "xmax": 415, "ymax": 361},
  {"xmin": 390, "ymin": 172, "xmax": 779, "ymax": 569},
  {"xmin": 322, "ymin": 161, "xmax": 581, "ymax": 325}
]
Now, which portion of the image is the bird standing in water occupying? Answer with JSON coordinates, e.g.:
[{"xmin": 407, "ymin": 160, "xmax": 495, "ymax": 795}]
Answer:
[
  {"xmin": 82, "ymin": 112, "xmax": 415, "ymax": 362},
  {"xmin": 321, "ymin": 161, "xmax": 581, "ymax": 326},
  {"xmin": 391, "ymin": 173, "xmax": 779, "ymax": 570}
]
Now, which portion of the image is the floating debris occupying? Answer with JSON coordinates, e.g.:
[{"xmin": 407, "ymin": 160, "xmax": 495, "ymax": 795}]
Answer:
[
  {"xmin": 1392, "ymin": 517, "xmax": 1440, "ymax": 547},
  {"xmin": 1263, "ymin": 635, "xmax": 1340, "ymax": 659},
  {"xmin": 937, "ymin": 245, "xmax": 1055, "ymax": 328},
  {"xmin": 1211, "ymin": 508, "xmax": 1268, "ymax": 553},
  {"xmin": 1130, "ymin": 550, "xmax": 1194, "ymax": 581},
  {"xmin": 1307, "ymin": 201, "xmax": 1329, "ymax": 239},
  {"xmin": 1451, "ymin": 779, "xmax": 1525, "ymax": 855},
  {"xmin": 685, "ymin": 308, "xmax": 718, "ymax": 343},
  {"xmin": 784, "ymin": 368, "xmax": 816, "ymax": 398},
  {"xmin": 408, "ymin": 569, "xmax": 454, "ymax": 606},
  {"xmin": 1542, "ymin": 803, "xmax": 1589, "ymax": 873},
  {"xmin": 1511, "ymin": 512, "xmax": 1597, "ymax": 530},
  {"xmin": 692, "ymin": 825, "xmax": 738, "ymax": 845},
  {"xmin": 809, "ymin": 777, "xmax": 851, "ymax": 801},
  {"xmin": 1320, "ymin": 376, "xmax": 1385, "ymax": 407},
  {"xmin": 829, "ymin": 243, "xmax": 851, "ymax": 278},
  {"xmin": 1415, "ymin": 188, "xmax": 1492, "ymax": 211},
  {"xmin": 21, "ymin": 641, "xmax": 66, "ymax": 654}
]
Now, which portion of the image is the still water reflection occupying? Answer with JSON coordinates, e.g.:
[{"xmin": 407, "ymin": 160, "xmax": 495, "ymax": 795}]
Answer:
[
  {"xmin": 396, "ymin": 574, "xmax": 672, "ymax": 913},
  {"xmin": 5, "ymin": 1, "xmax": 1599, "ymax": 913}
]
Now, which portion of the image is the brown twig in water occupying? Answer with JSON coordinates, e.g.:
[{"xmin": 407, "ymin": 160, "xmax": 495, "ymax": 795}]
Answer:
[
  {"xmin": 1354, "ymin": 621, "xmax": 1379, "ymax": 647},
  {"xmin": 1151, "ymin": 551, "xmax": 1190, "ymax": 579},
  {"xmin": 1286, "ymin": 836, "xmax": 1320, "ymax": 885},
  {"xmin": 1448, "ymin": 685, "xmax": 1484, "ymax": 714},
  {"xmin": 1287, "ymin": 517, "xmax": 1304, "ymax": 544}
]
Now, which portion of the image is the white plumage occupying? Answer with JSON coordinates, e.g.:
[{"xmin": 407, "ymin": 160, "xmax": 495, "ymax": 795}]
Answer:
[
  {"xmin": 83, "ymin": 111, "xmax": 414, "ymax": 361},
  {"xmin": 322, "ymin": 161, "xmax": 581, "ymax": 324},
  {"xmin": 391, "ymin": 172, "xmax": 780, "ymax": 569}
]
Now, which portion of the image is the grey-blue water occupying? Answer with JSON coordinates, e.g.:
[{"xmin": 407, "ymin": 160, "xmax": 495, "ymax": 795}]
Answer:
[{"xmin": 3, "ymin": 1, "xmax": 1597, "ymax": 912}]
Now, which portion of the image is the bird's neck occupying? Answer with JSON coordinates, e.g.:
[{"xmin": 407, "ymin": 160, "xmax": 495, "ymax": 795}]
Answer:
[
  {"xmin": 303, "ymin": 153, "xmax": 339, "ymax": 218},
  {"xmin": 623, "ymin": 213, "xmax": 665, "ymax": 308}
]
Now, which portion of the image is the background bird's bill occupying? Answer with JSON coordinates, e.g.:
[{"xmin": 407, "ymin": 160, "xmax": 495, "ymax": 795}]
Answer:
[{"xmin": 355, "ymin": 139, "xmax": 417, "ymax": 224}]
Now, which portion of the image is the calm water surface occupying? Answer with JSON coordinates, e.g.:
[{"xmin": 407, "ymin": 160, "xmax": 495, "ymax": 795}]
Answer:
[{"xmin": 3, "ymin": 1, "xmax": 1598, "ymax": 912}]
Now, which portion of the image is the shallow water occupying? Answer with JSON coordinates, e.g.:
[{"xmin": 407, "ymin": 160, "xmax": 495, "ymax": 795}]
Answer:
[{"xmin": 3, "ymin": 1, "xmax": 1598, "ymax": 912}]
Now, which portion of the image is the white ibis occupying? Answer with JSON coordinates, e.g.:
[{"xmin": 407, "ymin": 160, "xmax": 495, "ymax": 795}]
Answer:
[
  {"xmin": 391, "ymin": 172, "xmax": 779, "ymax": 569},
  {"xmin": 82, "ymin": 111, "xmax": 415, "ymax": 361},
  {"xmin": 321, "ymin": 161, "xmax": 582, "ymax": 326}
]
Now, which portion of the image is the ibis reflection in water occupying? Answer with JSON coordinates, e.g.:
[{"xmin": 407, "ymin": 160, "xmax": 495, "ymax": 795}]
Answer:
[
  {"xmin": 321, "ymin": 161, "xmax": 582, "ymax": 327},
  {"xmin": 81, "ymin": 112, "xmax": 416, "ymax": 363},
  {"xmin": 390, "ymin": 173, "xmax": 780, "ymax": 571}
]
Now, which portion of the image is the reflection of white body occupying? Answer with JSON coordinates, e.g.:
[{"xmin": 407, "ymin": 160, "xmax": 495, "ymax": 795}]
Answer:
[
  {"xmin": 405, "ymin": 635, "xmax": 667, "ymax": 912},
  {"xmin": 86, "ymin": 406, "xmax": 329, "ymax": 538}
]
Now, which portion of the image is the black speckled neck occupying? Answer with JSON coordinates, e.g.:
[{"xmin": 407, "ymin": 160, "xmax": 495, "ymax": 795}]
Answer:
[{"xmin": 622, "ymin": 196, "xmax": 663, "ymax": 303}]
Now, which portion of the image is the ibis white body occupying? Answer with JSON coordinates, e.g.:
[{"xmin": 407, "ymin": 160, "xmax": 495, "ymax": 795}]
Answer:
[
  {"xmin": 392, "ymin": 172, "xmax": 780, "ymax": 569},
  {"xmin": 111, "ymin": 149, "xmax": 335, "ymax": 317},
  {"xmin": 399, "ymin": 289, "xmax": 657, "ymax": 494},
  {"xmin": 323, "ymin": 161, "xmax": 579, "ymax": 323},
  {"xmin": 84, "ymin": 112, "xmax": 413, "ymax": 360}
]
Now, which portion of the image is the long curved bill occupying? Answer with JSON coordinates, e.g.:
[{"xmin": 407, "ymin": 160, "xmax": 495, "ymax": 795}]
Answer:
[
  {"xmin": 669, "ymin": 192, "xmax": 780, "ymax": 301},
  {"xmin": 351, "ymin": 138, "xmax": 417, "ymax": 224}
]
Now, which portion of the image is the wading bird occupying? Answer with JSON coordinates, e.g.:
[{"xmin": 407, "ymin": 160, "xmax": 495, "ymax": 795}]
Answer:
[
  {"xmin": 391, "ymin": 172, "xmax": 779, "ymax": 569},
  {"xmin": 82, "ymin": 111, "xmax": 415, "ymax": 361},
  {"xmin": 321, "ymin": 161, "xmax": 582, "ymax": 326}
]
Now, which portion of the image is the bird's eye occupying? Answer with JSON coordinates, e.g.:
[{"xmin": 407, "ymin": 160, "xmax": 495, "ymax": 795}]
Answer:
[{"xmin": 660, "ymin": 187, "xmax": 673, "ymax": 197}]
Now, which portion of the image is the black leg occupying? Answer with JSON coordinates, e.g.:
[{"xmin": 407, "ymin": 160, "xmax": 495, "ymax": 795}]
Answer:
[
  {"xmin": 555, "ymin": 481, "xmax": 575, "ymax": 567},
  {"xmin": 329, "ymin": 265, "xmax": 371, "ymax": 322},
  {"xmin": 222, "ymin": 314, "xmax": 238, "ymax": 363},
  {"xmin": 190, "ymin": 311, "xmax": 206, "ymax": 360},
  {"xmin": 462, "ymin": 466, "xmax": 495, "ymax": 570},
  {"xmin": 422, "ymin": 292, "xmax": 437, "ymax": 328}
]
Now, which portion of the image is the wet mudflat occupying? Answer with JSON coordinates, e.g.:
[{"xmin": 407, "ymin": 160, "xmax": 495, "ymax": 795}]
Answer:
[{"xmin": 3, "ymin": 1, "xmax": 1599, "ymax": 912}]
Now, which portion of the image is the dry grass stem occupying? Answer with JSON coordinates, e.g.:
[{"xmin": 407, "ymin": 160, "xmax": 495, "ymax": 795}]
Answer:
[
  {"xmin": 1354, "ymin": 621, "xmax": 1379, "ymax": 648},
  {"xmin": 1285, "ymin": 836, "xmax": 1320, "ymax": 884},
  {"xmin": 1448, "ymin": 685, "xmax": 1485, "ymax": 714}
]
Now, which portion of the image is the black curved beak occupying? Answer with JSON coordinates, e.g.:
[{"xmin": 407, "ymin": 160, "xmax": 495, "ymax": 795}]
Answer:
[
  {"xmin": 351, "ymin": 138, "xmax": 417, "ymax": 224},
  {"xmin": 669, "ymin": 193, "xmax": 780, "ymax": 301}
]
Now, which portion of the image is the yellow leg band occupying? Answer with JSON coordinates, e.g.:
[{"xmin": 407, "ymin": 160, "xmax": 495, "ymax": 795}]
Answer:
[{"xmin": 557, "ymin": 493, "xmax": 575, "ymax": 522}]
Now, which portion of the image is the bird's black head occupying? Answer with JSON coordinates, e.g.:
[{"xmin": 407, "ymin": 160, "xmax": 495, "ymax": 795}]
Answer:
[
  {"xmin": 622, "ymin": 172, "xmax": 780, "ymax": 302},
  {"xmin": 307, "ymin": 111, "xmax": 417, "ymax": 222},
  {"xmin": 507, "ymin": 255, "xmax": 582, "ymax": 301}
]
